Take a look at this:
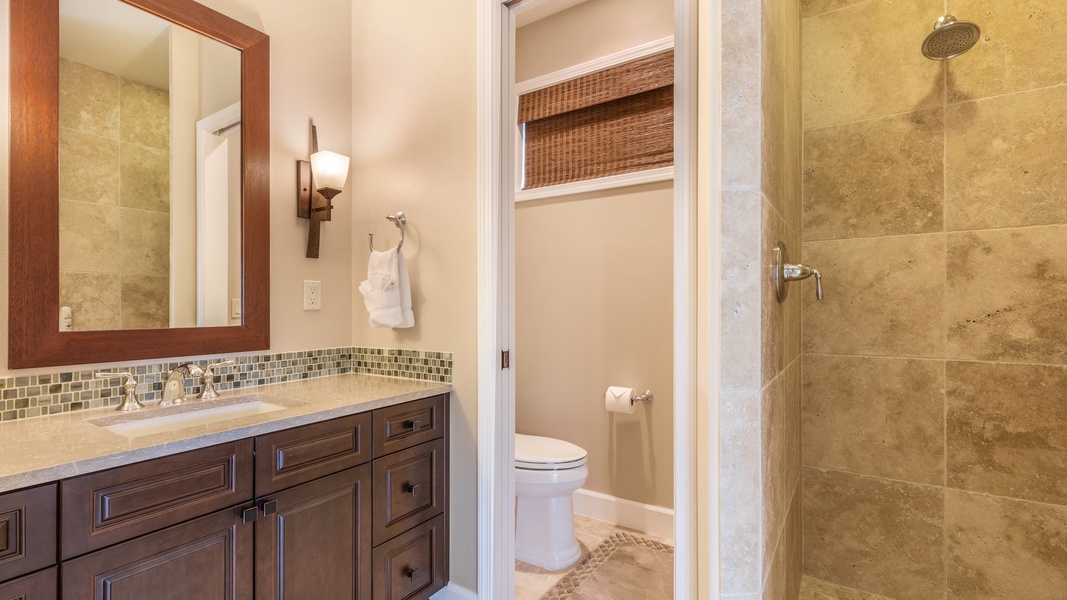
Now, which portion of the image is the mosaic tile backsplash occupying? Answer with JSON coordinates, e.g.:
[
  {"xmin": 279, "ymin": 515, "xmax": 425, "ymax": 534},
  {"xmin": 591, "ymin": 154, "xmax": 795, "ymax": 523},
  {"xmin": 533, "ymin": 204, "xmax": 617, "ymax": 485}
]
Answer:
[{"xmin": 0, "ymin": 347, "xmax": 452, "ymax": 422}]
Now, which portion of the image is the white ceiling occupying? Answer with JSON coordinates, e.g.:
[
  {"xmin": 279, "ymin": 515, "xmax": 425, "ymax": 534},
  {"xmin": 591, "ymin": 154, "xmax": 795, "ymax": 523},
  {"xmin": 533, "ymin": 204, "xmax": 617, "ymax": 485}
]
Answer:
[{"xmin": 59, "ymin": 0, "xmax": 171, "ymax": 90}]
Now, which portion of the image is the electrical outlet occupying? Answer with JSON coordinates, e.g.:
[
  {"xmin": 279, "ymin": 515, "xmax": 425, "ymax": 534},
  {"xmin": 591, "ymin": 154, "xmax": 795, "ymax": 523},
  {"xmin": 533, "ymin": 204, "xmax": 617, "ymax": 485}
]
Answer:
[{"xmin": 303, "ymin": 280, "xmax": 322, "ymax": 310}]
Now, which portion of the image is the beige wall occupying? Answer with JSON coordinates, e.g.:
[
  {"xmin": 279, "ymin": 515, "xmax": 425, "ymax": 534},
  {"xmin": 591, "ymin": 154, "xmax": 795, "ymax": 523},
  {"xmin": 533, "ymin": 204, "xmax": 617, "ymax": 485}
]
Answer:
[
  {"xmin": 800, "ymin": 2, "xmax": 1067, "ymax": 599},
  {"xmin": 515, "ymin": 183, "xmax": 674, "ymax": 508},
  {"xmin": 58, "ymin": 59, "xmax": 172, "ymax": 331},
  {"xmin": 349, "ymin": 0, "xmax": 478, "ymax": 591},
  {"xmin": 719, "ymin": 0, "xmax": 802, "ymax": 597},
  {"xmin": 0, "ymin": 0, "xmax": 355, "ymax": 378},
  {"xmin": 514, "ymin": 0, "xmax": 675, "ymax": 510}
]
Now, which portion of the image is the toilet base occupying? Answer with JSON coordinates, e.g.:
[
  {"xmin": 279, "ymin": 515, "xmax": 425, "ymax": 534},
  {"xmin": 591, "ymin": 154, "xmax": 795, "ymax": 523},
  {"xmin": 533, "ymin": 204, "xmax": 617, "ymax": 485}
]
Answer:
[{"xmin": 515, "ymin": 494, "xmax": 581, "ymax": 570}]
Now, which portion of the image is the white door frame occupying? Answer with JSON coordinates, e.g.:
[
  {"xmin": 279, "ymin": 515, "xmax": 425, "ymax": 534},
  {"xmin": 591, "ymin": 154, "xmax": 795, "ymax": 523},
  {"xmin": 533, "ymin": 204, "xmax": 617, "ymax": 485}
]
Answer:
[{"xmin": 476, "ymin": 0, "xmax": 719, "ymax": 597}]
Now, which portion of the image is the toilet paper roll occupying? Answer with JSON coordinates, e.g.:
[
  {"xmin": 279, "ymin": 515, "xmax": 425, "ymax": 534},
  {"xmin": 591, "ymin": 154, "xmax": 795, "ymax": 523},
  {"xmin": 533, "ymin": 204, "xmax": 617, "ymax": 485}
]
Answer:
[{"xmin": 604, "ymin": 386, "xmax": 636, "ymax": 414}]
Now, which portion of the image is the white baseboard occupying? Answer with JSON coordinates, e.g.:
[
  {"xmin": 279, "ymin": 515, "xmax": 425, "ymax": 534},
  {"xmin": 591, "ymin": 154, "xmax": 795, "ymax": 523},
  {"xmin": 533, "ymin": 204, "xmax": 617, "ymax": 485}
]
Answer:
[
  {"xmin": 430, "ymin": 583, "xmax": 478, "ymax": 600},
  {"xmin": 573, "ymin": 488, "xmax": 674, "ymax": 541}
]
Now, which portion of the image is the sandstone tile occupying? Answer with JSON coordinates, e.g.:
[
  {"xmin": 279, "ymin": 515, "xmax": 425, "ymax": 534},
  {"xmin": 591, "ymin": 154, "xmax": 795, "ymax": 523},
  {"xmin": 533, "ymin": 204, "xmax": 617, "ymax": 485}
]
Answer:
[
  {"xmin": 803, "ymin": 354, "xmax": 944, "ymax": 485},
  {"xmin": 762, "ymin": 360, "xmax": 801, "ymax": 581},
  {"xmin": 722, "ymin": 0, "xmax": 762, "ymax": 189},
  {"xmin": 947, "ymin": 360, "xmax": 1067, "ymax": 506},
  {"xmin": 804, "ymin": 109, "xmax": 944, "ymax": 241},
  {"xmin": 946, "ymin": 489, "xmax": 1067, "ymax": 600},
  {"xmin": 803, "ymin": 467, "xmax": 944, "ymax": 600},
  {"xmin": 762, "ymin": 198, "xmax": 801, "ymax": 385},
  {"xmin": 721, "ymin": 190, "xmax": 762, "ymax": 391},
  {"xmin": 801, "ymin": 0, "xmax": 870, "ymax": 19},
  {"xmin": 946, "ymin": 226, "xmax": 1067, "ymax": 364},
  {"xmin": 802, "ymin": 235, "xmax": 945, "ymax": 358},
  {"xmin": 802, "ymin": 0, "xmax": 943, "ymax": 129},
  {"xmin": 722, "ymin": 391, "xmax": 762, "ymax": 594},
  {"xmin": 945, "ymin": 86, "xmax": 1067, "ymax": 230},
  {"xmin": 946, "ymin": 0, "xmax": 1067, "ymax": 102},
  {"xmin": 119, "ymin": 208, "xmax": 170, "ymax": 277}
]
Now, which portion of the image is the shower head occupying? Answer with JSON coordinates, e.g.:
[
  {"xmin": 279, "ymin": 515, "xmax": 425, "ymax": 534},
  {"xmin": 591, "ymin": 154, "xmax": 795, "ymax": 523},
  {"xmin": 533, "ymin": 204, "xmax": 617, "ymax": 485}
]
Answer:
[{"xmin": 922, "ymin": 15, "xmax": 981, "ymax": 60}]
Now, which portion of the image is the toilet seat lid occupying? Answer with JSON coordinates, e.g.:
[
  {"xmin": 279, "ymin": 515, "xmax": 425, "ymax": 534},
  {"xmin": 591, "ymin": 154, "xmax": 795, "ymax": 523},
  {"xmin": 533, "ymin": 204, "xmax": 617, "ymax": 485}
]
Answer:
[{"xmin": 515, "ymin": 434, "xmax": 587, "ymax": 470}]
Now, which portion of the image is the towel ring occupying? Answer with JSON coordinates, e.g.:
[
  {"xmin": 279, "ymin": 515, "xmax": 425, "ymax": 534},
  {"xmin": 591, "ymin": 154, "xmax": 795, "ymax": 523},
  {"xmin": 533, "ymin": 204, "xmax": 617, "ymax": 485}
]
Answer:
[{"xmin": 369, "ymin": 212, "xmax": 406, "ymax": 253}]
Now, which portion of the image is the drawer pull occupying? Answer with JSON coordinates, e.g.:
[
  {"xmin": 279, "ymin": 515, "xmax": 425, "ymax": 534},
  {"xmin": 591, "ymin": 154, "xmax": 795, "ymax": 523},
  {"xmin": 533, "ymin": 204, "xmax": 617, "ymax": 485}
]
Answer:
[
  {"xmin": 242, "ymin": 506, "xmax": 259, "ymax": 524},
  {"xmin": 405, "ymin": 483, "xmax": 421, "ymax": 497},
  {"xmin": 261, "ymin": 500, "xmax": 278, "ymax": 516},
  {"xmin": 405, "ymin": 419, "xmax": 422, "ymax": 432},
  {"xmin": 405, "ymin": 567, "xmax": 421, "ymax": 581}
]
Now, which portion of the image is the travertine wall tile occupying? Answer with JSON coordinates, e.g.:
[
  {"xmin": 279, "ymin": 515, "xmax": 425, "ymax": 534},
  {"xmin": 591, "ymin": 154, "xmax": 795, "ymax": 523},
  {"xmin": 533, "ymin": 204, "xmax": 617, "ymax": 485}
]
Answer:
[
  {"xmin": 722, "ymin": 391, "xmax": 764, "ymax": 594},
  {"xmin": 722, "ymin": 0, "xmax": 763, "ymax": 189},
  {"xmin": 120, "ymin": 209, "xmax": 171, "ymax": 276},
  {"xmin": 59, "ymin": 200, "xmax": 123, "ymax": 274},
  {"xmin": 946, "ymin": 0, "xmax": 1067, "ymax": 102},
  {"xmin": 946, "ymin": 226, "xmax": 1067, "ymax": 364},
  {"xmin": 947, "ymin": 361, "xmax": 1067, "ymax": 506},
  {"xmin": 803, "ymin": 354, "xmax": 944, "ymax": 485},
  {"xmin": 120, "ymin": 142, "xmax": 171, "ymax": 213},
  {"xmin": 804, "ymin": 109, "xmax": 944, "ymax": 241},
  {"xmin": 946, "ymin": 490, "xmax": 1067, "ymax": 600},
  {"xmin": 120, "ymin": 275, "xmax": 170, "ymax": 330},
  {"xmin": 803, "ymin": 467, "xmax": 945, "ymax": 600},
  {"xmin": 120, "ymin": 80, "xmax": 170, "ymax": 151},
  {"xmin": 58, "ymin": 273, "xmax": 121, "ymax": 331},
  {"xmin": 722, "ymin": 190, "xmax": 763, "ymax": 391},
  {"xmin": 59, "ymin": 58, "xmax": 119, "ymax": 138},
  {"xmin": 802, "ymin": 0, "xmax": 943, "ymax": 130},
  {"xmin": 761, "ymin": 360, "xmax": 801, "ymax": 581},
  {"xmin": 945, "ymin": 86, "xmax": 1067, "ymax": 230},
  {"xmin": 59, "ymin": 128, "xmax": 121, "ymax": 206},
  {"xmin": 800, "ymin": 0, "xmax": 870, "ymax": 20},
  {"xmin": 761, "ymin": 198, "xmax": 802, "ymax": 385},
  {"xmin": 802, "ymin": 234, "xmax": 945, "ymax": 357}
]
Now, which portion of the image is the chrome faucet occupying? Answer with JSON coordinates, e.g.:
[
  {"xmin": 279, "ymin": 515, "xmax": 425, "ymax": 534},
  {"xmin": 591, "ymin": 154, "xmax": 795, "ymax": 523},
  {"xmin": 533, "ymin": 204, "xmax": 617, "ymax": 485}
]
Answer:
[
  {"xmin": 773, "ymin": 241, "xmax": 824, "ymax": 303},
  {"xmin": 161, "ymin": 363, "xmax": 204, "ymax": 406},
  {"xmin": 95, "ymin": 372, "xmax": 144, "ymax": 412},
  {"xmin": 199, "ymin": 360, "xmax": 234, "ymax": 400}
]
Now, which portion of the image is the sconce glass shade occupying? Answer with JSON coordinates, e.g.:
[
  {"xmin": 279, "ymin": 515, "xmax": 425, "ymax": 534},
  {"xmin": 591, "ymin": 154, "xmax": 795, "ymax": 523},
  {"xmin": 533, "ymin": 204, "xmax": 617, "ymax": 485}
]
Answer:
[{"xmin": 310, "ymin": 150, "xmax": 350, "ymax": 199}]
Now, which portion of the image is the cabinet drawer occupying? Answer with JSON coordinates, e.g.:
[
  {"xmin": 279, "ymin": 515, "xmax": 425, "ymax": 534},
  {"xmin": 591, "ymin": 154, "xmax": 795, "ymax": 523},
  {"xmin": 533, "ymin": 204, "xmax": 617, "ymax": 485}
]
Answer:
[
  {"xmin": 372, "ymin": 439, "xmax": 444, "ymax": 546},
  {"xmin": 0, "ymin": 484, "xmax": 56, "ymax": 583},
  {"xmin": 371, "ymin": 515, "xmax": 445, "ymax": 600},
  {"xmin": 60, "ymin": 439, "xmax": 253, "ymax": 559},
  {"xmin": 0, "ymin": 566, "xmax": 57, "ymax": 600},
  {"xmin": 372, "ymin": 395, "xmax": 445, "ymax": 457},
  {"xmin": 255, "ymin": 412, "xmax": 372, "ymax": 496},
  {"xmin": 61, "ymin": 508, "xmax": 253, "ymax": 600}
]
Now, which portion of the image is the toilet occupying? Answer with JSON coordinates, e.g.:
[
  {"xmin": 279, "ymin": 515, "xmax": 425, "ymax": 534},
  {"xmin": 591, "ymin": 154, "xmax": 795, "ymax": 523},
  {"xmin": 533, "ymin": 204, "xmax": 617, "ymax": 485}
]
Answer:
[{"xmin": 514, "ymin": 433, "xmax": 589, "ymax": 570}]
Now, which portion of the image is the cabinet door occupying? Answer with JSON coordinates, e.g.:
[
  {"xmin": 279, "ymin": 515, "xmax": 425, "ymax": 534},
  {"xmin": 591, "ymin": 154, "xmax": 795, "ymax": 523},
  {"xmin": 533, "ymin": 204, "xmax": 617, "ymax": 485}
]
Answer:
[
  {"xmin": 0, "ymin": 484, "xmax": 56, "ymax": 582},
  {"xmin": 0, "ymin": 567, "xmax": 57, "ymax": 600},
  {"xmin": 255, "ymin": 464, "xmax": 372, "ymax": 600},
  {"xmin": 61, "ymin": 508, "xmax": 253, "ymax": 600}
]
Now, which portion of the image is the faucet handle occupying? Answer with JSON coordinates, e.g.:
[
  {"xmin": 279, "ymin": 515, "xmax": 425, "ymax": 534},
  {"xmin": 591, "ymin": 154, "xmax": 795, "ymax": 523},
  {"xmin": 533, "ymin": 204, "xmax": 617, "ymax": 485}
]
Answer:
[
  {"xmin": 95, "ymin": 372, "xmax": 144, "ymax": 412},
  {"xmin": 199, "ymin": 360, "xmax": 234, "ymax": 400}
]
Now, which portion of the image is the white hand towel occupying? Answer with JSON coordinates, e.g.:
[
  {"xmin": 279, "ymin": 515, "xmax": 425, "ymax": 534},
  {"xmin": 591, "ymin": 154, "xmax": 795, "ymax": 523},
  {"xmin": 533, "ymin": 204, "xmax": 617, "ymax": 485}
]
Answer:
[{"xmin": 359, "ymin": 248, "xmax": 414, "ymax": 328}]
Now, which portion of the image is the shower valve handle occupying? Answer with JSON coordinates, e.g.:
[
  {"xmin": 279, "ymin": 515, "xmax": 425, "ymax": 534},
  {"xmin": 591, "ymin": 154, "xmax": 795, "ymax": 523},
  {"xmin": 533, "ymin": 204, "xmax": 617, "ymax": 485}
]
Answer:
[{"xmin": 782, "ymin": 263, "xmax": 823, "ymax": 301}]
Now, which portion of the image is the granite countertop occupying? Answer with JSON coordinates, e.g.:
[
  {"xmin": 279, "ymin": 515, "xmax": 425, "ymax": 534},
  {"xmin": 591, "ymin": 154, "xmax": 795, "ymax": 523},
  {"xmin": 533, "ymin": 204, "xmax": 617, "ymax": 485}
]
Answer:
[{"xmin": 0, "ymin": 373, "xmax": 451, "ymax": 493}]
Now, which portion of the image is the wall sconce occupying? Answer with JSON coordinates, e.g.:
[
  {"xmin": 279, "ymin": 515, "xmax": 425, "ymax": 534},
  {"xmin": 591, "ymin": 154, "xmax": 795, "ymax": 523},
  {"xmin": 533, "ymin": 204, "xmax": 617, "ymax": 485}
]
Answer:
[{"xmin": 297, "ymin": 124, "xmax": 350, "ymax": 258}]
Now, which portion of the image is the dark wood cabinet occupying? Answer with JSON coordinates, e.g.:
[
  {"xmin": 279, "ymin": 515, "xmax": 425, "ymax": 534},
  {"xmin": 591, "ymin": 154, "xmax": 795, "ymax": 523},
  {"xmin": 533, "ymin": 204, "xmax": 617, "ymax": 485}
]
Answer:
[
  {"xmin": 61, "ymin": 508, "xmax": 254, "ymax": 600},
  {"xmin": 0, "ymin": 567, "xmax": 57, "ymax": 600},
  {"xmin": 0, "ymin": 393, "xmax": 448, "ymax": 600},
  {"xmin": 255, "ymin": 465, "xmax": 373, "ymax": 600}
]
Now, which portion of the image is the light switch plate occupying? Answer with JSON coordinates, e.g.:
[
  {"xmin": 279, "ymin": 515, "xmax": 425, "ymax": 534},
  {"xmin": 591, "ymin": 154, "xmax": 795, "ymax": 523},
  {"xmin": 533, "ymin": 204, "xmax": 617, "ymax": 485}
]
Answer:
[
  {"xmin": 303, "ymin": 280, "xmax": 321, "ymax": 310},
  {"xmin": 231, "ymin": 299, "xmax": 242, "ymax": 319}
]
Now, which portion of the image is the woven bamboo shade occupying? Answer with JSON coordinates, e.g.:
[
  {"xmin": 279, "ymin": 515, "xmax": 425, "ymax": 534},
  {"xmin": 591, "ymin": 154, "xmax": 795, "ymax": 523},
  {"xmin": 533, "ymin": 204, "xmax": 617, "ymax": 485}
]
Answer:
[{"xmin": 519, "ymin": 49, "xmax": 674, "ymax": 190}]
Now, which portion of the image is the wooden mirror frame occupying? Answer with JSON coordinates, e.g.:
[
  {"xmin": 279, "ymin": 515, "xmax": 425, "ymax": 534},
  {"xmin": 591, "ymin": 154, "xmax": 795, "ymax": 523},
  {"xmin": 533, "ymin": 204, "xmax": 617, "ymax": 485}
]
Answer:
[{"xmin": 8, "ymin": 0, "xmax": 270, "ymax": 368}]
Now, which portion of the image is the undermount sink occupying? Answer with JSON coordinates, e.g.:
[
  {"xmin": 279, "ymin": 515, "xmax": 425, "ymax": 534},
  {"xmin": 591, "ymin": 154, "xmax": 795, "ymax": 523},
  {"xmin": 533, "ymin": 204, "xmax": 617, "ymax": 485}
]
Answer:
[{"xmin": 90, "ymin": 393, "xmax": 292, "ymax": 438}]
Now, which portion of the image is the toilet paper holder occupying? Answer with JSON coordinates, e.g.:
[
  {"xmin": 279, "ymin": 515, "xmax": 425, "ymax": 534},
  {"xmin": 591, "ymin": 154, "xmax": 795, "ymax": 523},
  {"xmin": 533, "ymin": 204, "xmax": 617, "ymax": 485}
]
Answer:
[{"xmin": 631, "ymin": 390, "xmax": 653, "ymax": 405}]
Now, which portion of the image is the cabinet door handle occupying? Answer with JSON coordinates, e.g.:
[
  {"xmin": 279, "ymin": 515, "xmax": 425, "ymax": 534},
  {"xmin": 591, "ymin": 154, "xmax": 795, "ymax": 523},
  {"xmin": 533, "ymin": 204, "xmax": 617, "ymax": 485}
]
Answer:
[
  {"xmin": 405, "ymin": 483, "xmax": 421, "ymax": 496},
  {"xmin": 261, "ymin": 500, "xmax": 278, "ymax": 516},
  {"xmin": 405, "ymin": 419, "xmax": 422, "ymax": 431},
  {"xmin": 405, "ymin": 567, "xmax": 421, "ymax": 581},
  {"xmin": 242, "ymin": 506, "xmax": 259, "ymax": 524}
]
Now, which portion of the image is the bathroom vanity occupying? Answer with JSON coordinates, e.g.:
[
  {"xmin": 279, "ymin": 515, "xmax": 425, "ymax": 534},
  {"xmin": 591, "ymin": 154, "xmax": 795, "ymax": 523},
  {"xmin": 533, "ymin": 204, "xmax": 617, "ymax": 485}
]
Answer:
[{"xmin": 0, "ymin": 375, "xmax": 450, "ymax": 600}]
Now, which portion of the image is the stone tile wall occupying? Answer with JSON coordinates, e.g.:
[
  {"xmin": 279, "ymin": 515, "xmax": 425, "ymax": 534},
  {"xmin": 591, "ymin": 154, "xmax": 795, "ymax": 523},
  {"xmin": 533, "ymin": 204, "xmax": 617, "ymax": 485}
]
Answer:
[
  {"xmin": 58, "ymin": 58, "xmax": 172, "ymax": 330},
  {"xmin": 720, "ymin": 0, "xmax": 803, "ymax": 598},
  {"xmin": 0, "ymin": 347, "xmax": 452, "ymax": 422},
  {"xmin": 801, "ymin": 1, "xmax": 1067, "ymax": 599}
]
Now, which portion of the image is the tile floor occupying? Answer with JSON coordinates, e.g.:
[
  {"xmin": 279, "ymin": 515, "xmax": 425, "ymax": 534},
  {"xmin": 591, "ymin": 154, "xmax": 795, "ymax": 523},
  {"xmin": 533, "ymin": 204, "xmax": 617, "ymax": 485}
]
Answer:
[{"xmin": 514, "ymin": 515, "xmax": 674, "ymax": 600}]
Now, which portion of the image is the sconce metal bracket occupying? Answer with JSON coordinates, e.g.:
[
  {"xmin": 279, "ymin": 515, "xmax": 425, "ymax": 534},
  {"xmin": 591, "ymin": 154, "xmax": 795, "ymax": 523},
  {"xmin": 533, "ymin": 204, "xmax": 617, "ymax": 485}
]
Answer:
[{"xmin": 298, "ymin": 124, "xmax": 333, "ymax": 259}]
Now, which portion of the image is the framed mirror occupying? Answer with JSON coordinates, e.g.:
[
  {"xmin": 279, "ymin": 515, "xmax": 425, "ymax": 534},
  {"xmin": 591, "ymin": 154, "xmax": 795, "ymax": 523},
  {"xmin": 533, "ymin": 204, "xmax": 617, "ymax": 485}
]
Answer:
[{"xmin": 9, "ymin": 0, "xmax": 270, "ymax": 368}]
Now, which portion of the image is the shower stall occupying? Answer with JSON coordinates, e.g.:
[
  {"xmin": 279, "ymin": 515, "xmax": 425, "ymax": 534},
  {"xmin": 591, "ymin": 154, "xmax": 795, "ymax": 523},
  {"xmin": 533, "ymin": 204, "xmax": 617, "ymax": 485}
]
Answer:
[{"xmin": 799, "ymin": 2, "xmax": 1067, "ymax": 599}]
